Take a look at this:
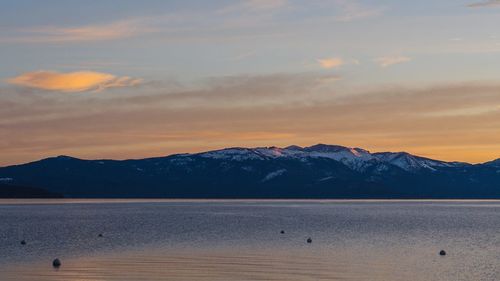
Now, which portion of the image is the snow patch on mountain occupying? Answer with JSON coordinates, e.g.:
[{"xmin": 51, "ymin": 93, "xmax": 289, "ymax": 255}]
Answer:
[
  {"xmin": 317, "ymin": 176, "xmax": 334, "ymax": 182},
  {"xmin": 241, "ymin": 166, "xmax": 254, "ymax": 172},
  {"xmin": 373, "ymin": 152, "xmax": 456, "ymax": 171},
  {"xmin": 200, "ymin": 148, "xmax": 265, "ymax": 161},
  {"xmin": 262, "ymin": 169, "xmax": 287, "ymax": 182}
]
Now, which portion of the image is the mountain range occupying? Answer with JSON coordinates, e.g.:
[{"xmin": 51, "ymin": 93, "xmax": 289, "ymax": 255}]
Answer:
[{"xmin": 1, "ymin": 144, "xmax": 500, "ymax": 198}]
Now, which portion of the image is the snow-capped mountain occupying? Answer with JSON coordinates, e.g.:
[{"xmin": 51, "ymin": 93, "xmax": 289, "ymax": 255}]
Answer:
[
  {"xmin": 197, "ymin": 144, "xmax": 461, "ymax": 172},
  {"xmin": 0, "ymin": 144, "xmax": 498, "ymax": 199}
]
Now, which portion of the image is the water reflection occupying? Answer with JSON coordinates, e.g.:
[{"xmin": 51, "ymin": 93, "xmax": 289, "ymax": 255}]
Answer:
[{"xmin": 1, "ymin": 200, "xmax": 500, "ymax": 280}]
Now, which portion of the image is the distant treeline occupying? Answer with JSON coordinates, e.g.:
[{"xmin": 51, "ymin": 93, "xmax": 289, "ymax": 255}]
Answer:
[{"xmin": 0, "ymin": 183, "xmax": 63, "ymax": 198}]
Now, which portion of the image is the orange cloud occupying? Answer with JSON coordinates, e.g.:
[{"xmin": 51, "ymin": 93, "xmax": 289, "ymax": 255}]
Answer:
[
  {"xmin": 317, "ymin": 57, "xmax": 344, "ymax": 69},
  {"xmin": 7, "ymin": 70, "xmax": 142, "ymax": 92}
]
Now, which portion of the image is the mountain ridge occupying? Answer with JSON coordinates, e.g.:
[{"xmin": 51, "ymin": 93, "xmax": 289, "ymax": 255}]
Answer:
[{"xmin": 1, "ymin": 144, "xmax": 499, "ymax": 198}]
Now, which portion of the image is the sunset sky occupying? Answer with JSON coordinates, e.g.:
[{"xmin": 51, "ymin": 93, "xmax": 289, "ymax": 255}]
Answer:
[{"xmin": 2, "ymin": 0, "xmax": 500, "ymax": 166}]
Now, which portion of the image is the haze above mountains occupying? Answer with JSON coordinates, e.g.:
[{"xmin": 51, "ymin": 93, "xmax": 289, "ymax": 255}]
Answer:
[{"xmin": 1, "ymin": 144, "xmax": 499, "ymax": 198}]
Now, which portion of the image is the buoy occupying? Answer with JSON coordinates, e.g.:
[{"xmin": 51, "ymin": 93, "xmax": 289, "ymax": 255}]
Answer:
[
  {"xmin": 98, "ymin": 233, "xmax": 103, "ymax": 237},
  {"xmin": 20, "ymin": 240, "xmax": 26, "ymax": 245},
  {"xmin": 280, "ymin": 230, "xmax": 285, "ymax": 234},
  {"xmin": 307, "ymin": 238, "xmax": 312, "ymax": 243},
  {"xmin": 439, "ymin": 250, "xmax": 446, "ymax": 256},
  {"xmin": 52, "ymin": 258, "xmax": 61, "ymax": 268}
]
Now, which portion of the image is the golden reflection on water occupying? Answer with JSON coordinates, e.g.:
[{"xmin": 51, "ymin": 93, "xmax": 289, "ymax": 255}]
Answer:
[{"xmin": 0, "ymin": 247, "xmax": 437, "ymax": 281}]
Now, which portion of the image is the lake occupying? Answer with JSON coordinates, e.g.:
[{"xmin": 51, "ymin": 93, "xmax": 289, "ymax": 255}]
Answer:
[{"xmin": 0, "ymin": 199, "xmax": 499, "ymax": 280}]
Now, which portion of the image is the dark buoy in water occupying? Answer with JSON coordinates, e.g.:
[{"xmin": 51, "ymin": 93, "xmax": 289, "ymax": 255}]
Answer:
[
  {"xmin": 98, "ymin": 233, "xmax": 103, "ymax": 237},
  {"xmin": 280, "ymin": 230, "xmax": 285, "ymax": 234},
  {"xmin": 52, "ymin": 258, "xmax": 61, "ymax": 268},
  {"xmin": 307, "ymin": 237, "xmax": 312, "ymax": 243},
  {"xmin": 439, "ymin": 250, "xmax": 446, "ymax": 256},
  {"xmin": 20, "ymin": 240, "xmax": 26, "ymax": 245}
]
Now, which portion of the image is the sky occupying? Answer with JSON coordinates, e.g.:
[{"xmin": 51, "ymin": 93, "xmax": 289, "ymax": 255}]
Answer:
[{"xmin": 1, "ymin": 0, "xmax": 500, "ymax": 166}]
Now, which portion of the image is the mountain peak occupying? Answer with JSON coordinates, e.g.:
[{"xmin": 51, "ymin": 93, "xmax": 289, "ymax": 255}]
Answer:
[
  {"xmin": 284, "ymin": 145, "xmax": 303, "ymax": 150},
  {"xmin": 54, "ymin": 155, "xmax": 77, "ymax": 160},
  {"xmin": 304, "ymin": 144, "xmax": 349, "ymax": 152}
]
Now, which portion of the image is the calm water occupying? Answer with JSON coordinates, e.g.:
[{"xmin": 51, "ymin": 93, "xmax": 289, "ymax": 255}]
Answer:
[{"xmin": 1, "ymin": 200, "xmax": 500, "ymax": 281}]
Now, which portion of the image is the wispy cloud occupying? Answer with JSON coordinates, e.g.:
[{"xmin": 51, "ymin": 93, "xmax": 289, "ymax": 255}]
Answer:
[
  {"xmin": 246, "ymin": 0, "xmax": 288, "ymax": 10},
  {"xmin": 226, "ymin": 50, "xmax": 257, "ymax": 61},
  {"xmin": 219, "ymin": 0, "xmax": 288, "ymax": 13},
  {"xmin": 467, "ymin": 0, "xmax": 500, "ymax": 7},
  {"xmin": 373, "ymin": 56, "xmax": 412, "ymax": 67},
  {"xmin": 6, "ymin": 70, "xmax": 142, "ymax": 92},
  {"xmin": 1, "ymin": 19, "xmax": 151, "ymax": 43},
  {"xmin": 0, "ymin": 1, "xmax": 385, "ymax": 45},
  {"xmin": 334, "ymin": 0, "xmax": 385, "ymax": 22}
]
